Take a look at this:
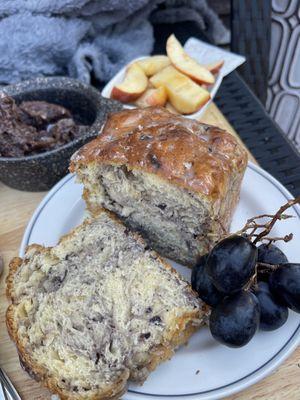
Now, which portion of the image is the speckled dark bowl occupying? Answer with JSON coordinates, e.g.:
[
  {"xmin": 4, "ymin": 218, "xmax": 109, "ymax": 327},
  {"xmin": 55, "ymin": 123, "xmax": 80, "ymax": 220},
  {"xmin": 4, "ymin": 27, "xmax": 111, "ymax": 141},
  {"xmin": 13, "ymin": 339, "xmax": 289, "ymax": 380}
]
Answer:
[{"xmin": 0, "ymin": 77, "xmax": 123, "ymax": 191}]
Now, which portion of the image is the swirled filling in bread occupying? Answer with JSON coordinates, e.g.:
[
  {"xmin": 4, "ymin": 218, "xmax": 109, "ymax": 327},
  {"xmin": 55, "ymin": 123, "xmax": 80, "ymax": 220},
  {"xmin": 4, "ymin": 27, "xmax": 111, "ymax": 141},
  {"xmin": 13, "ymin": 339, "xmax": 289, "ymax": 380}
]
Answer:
[
  {"xmin": 71, "ymin": 107, "xmax": 247, "ymax": 266},
  {"xmin": 7, "ymin": 211, "xmax": 204, "ymax": 399}
]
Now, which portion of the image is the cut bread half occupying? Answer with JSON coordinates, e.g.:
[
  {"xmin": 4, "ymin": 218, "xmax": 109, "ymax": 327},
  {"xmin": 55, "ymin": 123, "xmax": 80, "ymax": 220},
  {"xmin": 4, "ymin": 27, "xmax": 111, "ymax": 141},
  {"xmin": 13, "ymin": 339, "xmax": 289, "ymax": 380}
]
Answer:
[
  {"xmin": 6, "ymin": 211, "xmax": 205, "ymax": 400},
  {"xmin": 70, "ymin": 107, "xmax": 247, "ymax": 267}
]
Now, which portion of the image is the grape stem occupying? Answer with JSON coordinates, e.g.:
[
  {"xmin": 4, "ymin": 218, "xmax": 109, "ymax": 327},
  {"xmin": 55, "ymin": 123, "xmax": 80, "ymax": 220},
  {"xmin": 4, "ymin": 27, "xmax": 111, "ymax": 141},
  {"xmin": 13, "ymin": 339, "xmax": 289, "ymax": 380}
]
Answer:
[
  {"xmin": 256, "ymin": 262, "xmax": 279, "ymax": 271},
  {"xmin": 247, "ymin": 263, "xmax": 282, "ymax": 290},
  {"xmin": 245, "ymin": 269, "xmax": 258, "ymax": 290},
  {"xmin": 259, "ymin": 234, "xmax": 293, "ymax": 245},
  {"xmin": 237, "ymin": 196, "xmax": 300, "ymax": 245}
]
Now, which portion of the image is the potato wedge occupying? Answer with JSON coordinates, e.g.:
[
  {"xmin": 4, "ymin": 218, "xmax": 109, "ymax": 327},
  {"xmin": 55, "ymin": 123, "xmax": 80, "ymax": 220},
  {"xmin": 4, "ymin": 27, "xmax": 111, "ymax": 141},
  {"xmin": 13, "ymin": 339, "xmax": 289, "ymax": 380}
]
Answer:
[
  {"xmin": 150, "ymin": 65, "xmax": 210, "ymax": 114},
  {"xmin": 166, "ymin": 34, "xmax": 215, "ymax": 85},
  {"xmin": 135, "ymin": 86, "xmax": 167, "ymax": 108},
  {"xmin": 137, "ymin": 56, "xmax": 170, "ymax": 76},
  {"xmin": 111, "ymin": 63, "xmax": 148, "ymax": 102}
]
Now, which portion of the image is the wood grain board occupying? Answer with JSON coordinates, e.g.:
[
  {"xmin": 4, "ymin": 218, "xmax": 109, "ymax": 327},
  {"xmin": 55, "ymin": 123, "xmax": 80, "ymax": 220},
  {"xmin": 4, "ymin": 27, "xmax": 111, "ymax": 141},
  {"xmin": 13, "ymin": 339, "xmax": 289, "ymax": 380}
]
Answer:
[{"xmin": 0, "ymin": 103, "xmax": 299, "ymax": 399}]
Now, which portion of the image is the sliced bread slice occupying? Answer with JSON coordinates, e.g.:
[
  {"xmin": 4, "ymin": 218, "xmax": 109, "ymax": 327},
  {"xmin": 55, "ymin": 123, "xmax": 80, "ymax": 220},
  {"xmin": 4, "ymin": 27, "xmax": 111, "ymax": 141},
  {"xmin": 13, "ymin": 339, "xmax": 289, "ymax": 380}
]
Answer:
[{"xmin": 6, "ymin": 211, "xmax": 205, "ymax": 400}]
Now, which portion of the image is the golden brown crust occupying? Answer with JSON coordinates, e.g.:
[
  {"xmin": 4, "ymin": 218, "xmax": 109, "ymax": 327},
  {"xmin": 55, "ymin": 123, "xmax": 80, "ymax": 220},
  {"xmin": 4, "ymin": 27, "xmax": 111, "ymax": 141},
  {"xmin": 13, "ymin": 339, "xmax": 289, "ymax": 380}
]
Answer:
[
  {"xmin": 70, "ymin": 107, "xmax": 247, "ymax": 201},
  {"xmin": 6, "ymin": 257, "xmax": 22, "ymax": 299},
  {"xmin": 6, "ymin": 244, "xmax": 46, "ymax": 300},
  {"xmin": 6, "ymin": 209, "xmax": 204, "ymax": 400}
]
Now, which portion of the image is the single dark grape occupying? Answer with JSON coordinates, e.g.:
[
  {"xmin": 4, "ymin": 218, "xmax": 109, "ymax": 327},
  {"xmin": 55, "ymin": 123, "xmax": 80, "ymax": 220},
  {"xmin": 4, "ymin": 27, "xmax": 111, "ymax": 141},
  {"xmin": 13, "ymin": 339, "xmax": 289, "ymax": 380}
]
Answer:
[
  {"xmin": 257, "ymin": 244, "xmax": 288, "ymax": 265},
  {"xmin": 206, "ymin": 235, "xmax": 257, "ymax": 293},
  {"xmin": 191, "ymin": 255, "xmax": 224, "ymax": 307},
  {"xmin": 269, "ymin": 263, "xmax": 300, "ymax": 313},
  {"xmin": 253, "ymin": 281, "xmax": 288, "ymax": 331},
  {"xmin": 209, "ymin": 290, "xmax": 260, "ymax": 347}
]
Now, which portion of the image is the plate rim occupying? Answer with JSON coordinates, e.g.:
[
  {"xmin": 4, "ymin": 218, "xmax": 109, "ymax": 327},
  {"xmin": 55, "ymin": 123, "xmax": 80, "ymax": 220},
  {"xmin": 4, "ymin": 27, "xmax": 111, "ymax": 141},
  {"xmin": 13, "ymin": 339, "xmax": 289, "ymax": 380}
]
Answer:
[{"xmin": 19, "ymin": 162, "xmax": 300, "ymax": 400}]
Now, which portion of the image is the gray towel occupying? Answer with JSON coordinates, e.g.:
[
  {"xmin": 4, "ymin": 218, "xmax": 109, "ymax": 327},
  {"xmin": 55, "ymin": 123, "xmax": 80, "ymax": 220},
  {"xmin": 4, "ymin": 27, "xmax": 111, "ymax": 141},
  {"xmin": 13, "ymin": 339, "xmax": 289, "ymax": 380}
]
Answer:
[{"xmin": 0, "ymin": 0, "xmax": 229, "ymax": 85}]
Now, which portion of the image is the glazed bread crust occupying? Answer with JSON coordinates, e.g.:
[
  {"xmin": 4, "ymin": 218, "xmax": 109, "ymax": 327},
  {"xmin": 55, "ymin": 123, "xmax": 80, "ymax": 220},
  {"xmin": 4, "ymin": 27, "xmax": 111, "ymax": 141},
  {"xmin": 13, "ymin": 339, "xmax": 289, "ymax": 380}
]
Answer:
[
  {"xmin": 6, "ymin": 211, "xmax": 205, "ymax": 400},
  {"xmin": 70, "ymin": 107, "xmax": 247, "ymax": 203},
  {"xmin": 70, "ymin": 107, "xmax": 247, "ymax": 266}
]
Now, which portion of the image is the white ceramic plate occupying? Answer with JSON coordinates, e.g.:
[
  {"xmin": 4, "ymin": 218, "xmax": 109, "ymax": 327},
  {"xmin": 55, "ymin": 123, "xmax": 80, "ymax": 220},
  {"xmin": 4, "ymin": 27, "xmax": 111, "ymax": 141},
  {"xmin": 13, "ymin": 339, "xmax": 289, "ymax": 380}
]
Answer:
[
  {"xmin": 101, "ymin": 38, "xmax": 245, "ymax": 120},
  {"xmin": 20, "ymin": 162, "xmax": 300, "ymax": 400}
]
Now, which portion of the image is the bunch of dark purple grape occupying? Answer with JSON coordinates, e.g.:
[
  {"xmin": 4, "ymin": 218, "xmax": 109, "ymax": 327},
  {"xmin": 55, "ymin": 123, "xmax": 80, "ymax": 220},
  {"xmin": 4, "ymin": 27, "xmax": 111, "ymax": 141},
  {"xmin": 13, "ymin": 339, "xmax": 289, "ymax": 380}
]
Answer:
[{"xmin": 191, "ymin": 197, "xmax": 300, "ymax": 348}]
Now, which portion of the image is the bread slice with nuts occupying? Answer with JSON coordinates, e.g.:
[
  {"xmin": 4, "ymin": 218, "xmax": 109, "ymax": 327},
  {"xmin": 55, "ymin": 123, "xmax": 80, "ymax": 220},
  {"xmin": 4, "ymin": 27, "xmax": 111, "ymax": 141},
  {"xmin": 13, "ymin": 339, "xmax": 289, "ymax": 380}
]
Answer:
[
  {"xmin": 6, "ymin": 211, "xmax": 205, "ymax": 400},
  {"xmin": 70, "ymin": 107, "xmax": 247, "ymax": 267}
]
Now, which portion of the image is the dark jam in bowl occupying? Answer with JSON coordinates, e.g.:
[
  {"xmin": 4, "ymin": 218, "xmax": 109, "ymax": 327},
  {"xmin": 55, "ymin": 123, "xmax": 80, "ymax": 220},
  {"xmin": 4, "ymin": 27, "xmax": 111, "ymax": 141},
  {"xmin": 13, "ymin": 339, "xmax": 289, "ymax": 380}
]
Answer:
[
  {"xmin": 0, "ymin": 93, "xmax": 87, "ymax": 157},
  {"xmin": 0, "ymin": 93, "xmax": 88, "ymax": 158},
  {"xmin": 0, "ymin": 76, "xmax": 123, "ymax": 191}
]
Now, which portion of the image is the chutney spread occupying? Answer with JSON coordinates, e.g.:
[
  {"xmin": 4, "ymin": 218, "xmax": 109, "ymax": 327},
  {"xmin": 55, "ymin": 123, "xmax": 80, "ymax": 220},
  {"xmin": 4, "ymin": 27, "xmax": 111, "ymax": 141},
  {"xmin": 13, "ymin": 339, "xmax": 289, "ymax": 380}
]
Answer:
[{"xmin": 0, "ymin": 93, "xmax": 88, "ymax": 157}]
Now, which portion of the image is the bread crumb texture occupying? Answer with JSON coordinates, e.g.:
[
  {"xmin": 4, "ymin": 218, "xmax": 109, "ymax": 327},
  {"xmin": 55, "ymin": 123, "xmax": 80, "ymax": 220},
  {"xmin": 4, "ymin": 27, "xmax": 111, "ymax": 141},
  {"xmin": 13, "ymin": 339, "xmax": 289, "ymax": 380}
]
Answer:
[
  {"xmin": 7, "ymin": 212, "xmax": 204, "ymax": 400},
  {"xmin": 70, "ymin": 107, "xmax": 247, "ymax": 266}
]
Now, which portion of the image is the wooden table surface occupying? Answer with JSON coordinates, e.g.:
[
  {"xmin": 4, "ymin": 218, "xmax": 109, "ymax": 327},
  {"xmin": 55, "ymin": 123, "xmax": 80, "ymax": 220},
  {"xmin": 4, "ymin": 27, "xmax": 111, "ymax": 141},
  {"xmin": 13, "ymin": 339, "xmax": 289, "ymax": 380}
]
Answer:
[{"xmin": 0, "ymin": 103, "xmax": 299, "ymax": 399}]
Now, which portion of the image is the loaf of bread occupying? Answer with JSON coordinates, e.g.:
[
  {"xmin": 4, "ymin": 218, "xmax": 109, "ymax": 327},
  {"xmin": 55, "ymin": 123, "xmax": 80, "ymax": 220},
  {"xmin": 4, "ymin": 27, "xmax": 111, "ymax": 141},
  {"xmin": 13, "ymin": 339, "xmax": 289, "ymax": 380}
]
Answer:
[
  {"xmin": 70, "ymin": 107, "xmax": 247, "ymax": 266},
  {"xmin": 6, "ymin": 211, "xmax": 205, "ymax": 400}
]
